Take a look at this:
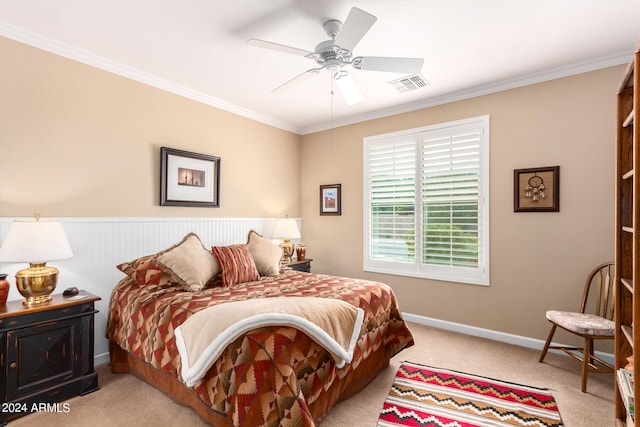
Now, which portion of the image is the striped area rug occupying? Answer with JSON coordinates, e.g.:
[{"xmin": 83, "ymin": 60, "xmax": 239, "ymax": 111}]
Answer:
[{"xmin": 378, "ymin": 361, "xmax": 563, "ymax": 427}]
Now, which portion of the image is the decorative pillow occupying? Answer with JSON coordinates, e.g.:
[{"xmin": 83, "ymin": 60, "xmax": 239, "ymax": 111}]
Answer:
[
  {"xmin": 154, "ymin": 233, "xmax": 220, "ymax": 292},
  {"xmin": 117, "ymin": 255, "xmax": 165, "ymax": 287},
  {"xmin": 247, "ymin": 230, "xmax": 282, "ymax": 276},
  {"xmin": 212, "ymin": 244, "xmax": 260, "ymax": 287}
]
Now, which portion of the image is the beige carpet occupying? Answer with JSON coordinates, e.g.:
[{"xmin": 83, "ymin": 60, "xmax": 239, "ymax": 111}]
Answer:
[{"xmin": 9, "ymin": 322, "xmax": 614, "ymax": 426}]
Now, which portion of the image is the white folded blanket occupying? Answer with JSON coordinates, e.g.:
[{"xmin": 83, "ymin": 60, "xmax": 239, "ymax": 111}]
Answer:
[{"xmin": 175, "ymin": 296, "xmax": 365, "ymax": 387}]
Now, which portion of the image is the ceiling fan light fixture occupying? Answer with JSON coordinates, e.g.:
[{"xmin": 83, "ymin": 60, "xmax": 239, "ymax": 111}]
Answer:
[
  {"xmin": 325, "ymin": 58, "xmax": 342, "ymax": 73},
  {"xmin": 334, "ymin": 72, "xmax": 362, "ymax": 105}
]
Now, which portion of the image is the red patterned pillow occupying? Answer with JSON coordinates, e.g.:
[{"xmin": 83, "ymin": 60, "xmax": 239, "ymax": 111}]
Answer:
[
  {"xmin": 212, "ymin": 244, "xmax": 260, "ymax": 287},
  {"xmin": 116, "ymin": 255, "xmax": 165, "ymax": 287}
]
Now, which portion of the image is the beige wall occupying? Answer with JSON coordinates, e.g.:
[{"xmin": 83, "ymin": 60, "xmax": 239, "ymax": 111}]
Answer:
[
  {"xmin": 0, "ymin": 36, "xmax": 301, "ymax": 218},
  {"xmin": 0, "ymin": 34, "xmax": 625, "ymax": 347},
  {"xmin": 301, "ymin": 65, "xmax": 624, "ymax": 346}
]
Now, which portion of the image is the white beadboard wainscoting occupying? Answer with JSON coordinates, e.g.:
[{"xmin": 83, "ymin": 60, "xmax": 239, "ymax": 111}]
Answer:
[{"xmin": 0, "ymin": 217, "xmax": 301, "ymax": 364}]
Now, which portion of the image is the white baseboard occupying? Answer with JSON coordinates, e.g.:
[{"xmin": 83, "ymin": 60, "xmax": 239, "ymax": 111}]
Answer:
[
  {"xmin": 95, "ymin": 352, "xmax": 110, "ymax": 366},
  {"xmin": 402, "ymin": 312, "xmax": 615, "ymax": 366}
]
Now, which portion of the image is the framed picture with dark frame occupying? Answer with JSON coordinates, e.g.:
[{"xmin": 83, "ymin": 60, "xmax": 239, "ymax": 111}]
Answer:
[
  {"xmin": 320, "ymin": 184, "xmax": 341, "ymax": 216},
  {"xmin": 514, "ymin": 166, "xmax": 559, "ymax": 212},
  {"xmin": 160, "ymin": 147, "xmax": 220, "ymax": 207}
]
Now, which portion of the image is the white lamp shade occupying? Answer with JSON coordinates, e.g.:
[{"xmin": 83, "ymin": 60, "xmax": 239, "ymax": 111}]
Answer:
[
  {"xmin": 272, "ymin": 218, "xmax": 301, "ymax": 239},
  {"xmin": 0, "ymin": 220, "xmax": 73, "ymax": 263}
]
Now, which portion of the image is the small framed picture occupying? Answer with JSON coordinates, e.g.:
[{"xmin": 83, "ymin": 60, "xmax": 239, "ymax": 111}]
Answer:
[
  {"xmin": 514, "ymin": 166, "xmax": 559, "ymax": 212},
  {"xmin": 320, "ymin": 184, "xmax": 341, "ymax": 216},
  {"xmin": 160, "ymin": 147, "xmax": 220, "ymax": 207}
]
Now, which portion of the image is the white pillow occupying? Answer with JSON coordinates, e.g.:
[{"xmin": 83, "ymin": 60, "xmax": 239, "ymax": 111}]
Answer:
[
  {"xmin": 247, "ymin": 230, "xmax": 282, "ymax": 276},
  {"xmin": 154, "ymin": 233, "xmax": 219, "ymax": 291}
]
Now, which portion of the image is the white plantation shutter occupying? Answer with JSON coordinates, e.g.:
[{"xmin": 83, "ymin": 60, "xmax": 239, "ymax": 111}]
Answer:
[
  {"xmin": 367, "ymin": 136, "xmax": 416, "ymax": 263},
  {"xmin": 364, "ymin": 116, "xmax": 490, "ymax": 285},
  {"xmin": 420, "ymin": 123, "xmax": 481, "ymax": 268}
]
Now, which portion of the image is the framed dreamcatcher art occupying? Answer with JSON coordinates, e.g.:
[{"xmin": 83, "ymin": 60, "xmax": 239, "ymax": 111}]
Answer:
[{"xmin": 514, "ymin": 166, "xmax": 559, "ymax": 212}]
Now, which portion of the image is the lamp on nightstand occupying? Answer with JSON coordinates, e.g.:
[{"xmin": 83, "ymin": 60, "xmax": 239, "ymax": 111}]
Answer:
[
  {"xmin": 0, "ymin": 215, "xmax": 73, "ymax": 305},
  {"xmin": 273, "ymin": 217, "xmax": 300, "ymax": 264}
]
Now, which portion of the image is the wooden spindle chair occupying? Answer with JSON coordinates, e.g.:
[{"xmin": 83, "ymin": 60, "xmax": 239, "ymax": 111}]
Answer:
[{"xmin": 538, "ymin": 262, "xmax": 615, "ymax": 392}]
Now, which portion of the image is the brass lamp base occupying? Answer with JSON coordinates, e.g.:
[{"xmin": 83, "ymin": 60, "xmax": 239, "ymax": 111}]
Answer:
[
  {"xmin": 279, "ymin": 238, "xmax": 294, "ymax": 264},
  {"xmin": 15, "ymin": 262, "xmax": 58, "ymax": 306}
]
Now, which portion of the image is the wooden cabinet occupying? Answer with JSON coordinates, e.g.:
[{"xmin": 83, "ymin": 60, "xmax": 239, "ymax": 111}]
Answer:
[
  {"xmin": 615, "ymin": 46, "xmax": 640, "ymax": 427},
  {"xmin": 287, "ymin": 259, "xmax": 313, "ymax": 273},
  {"xmin": 0, "ymin": 292, "xmax": 100, "ymax": 425}
]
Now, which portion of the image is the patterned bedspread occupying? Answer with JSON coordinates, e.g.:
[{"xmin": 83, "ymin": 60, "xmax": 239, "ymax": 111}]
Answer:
[{"xmin": 106, "ymin": 268, "xmax": 414, "ymax": 427}]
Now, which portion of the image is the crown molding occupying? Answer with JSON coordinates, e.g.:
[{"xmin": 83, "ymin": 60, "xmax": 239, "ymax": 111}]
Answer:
[
  {"xmin": 300, "ymin": 51, "xmax": 631, "ymax": 135},
  {"xmin": 0, "ymin": 21, "xmax": 303, "ymax": 135},
  {"xmin": 1, "ymin": 21, "xmax": 629, "ymax": 137}
]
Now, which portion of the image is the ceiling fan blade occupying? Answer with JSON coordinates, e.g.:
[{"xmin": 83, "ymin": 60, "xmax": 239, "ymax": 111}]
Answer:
[
  {"xmin": 334, "ymin": 7, "xmax": 377, "ymax": 52},
  {"xmin": 272, "ymin": 68, "xmax": 322, "ymax": 93},
  {"xmin": 247, "ymin": 38, "xmax": 312, "ymax": 57},
  {"xmin": 353, "ymin": 56, "xmax": 424, "ymax": 74},
  {"xmin": 334, "ymin": 72, "xmax": 363, "ymax": 105}
]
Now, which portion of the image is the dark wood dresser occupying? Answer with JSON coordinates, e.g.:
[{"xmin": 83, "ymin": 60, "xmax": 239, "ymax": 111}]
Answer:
[
  {"xmin": 0, "ymin": 292, "xmax": 100, "ymax": 425},
  {"xmin": 287, "ymin": 258, "xmax": 313, "ymax": 273}
]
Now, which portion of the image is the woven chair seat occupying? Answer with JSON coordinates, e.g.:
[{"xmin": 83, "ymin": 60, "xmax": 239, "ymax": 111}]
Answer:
[{"xmin": 545, "ymin": 310, "xmax": 614, "ymax": 336}]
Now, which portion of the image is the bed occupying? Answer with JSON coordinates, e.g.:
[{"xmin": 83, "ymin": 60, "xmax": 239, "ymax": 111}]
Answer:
[{"xmin": 106, "ymin": 232, "xmax": 414, "ymax": 427}]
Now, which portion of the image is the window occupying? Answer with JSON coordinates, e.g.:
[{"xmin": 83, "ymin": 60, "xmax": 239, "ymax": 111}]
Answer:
[{"xmin": 363, "ymin": 116, "xmax": 489, "ymax": 285}]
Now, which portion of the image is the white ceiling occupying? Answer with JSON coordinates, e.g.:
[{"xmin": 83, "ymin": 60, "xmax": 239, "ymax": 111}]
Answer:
[{"xmin": 1, "ymin": 0, "xmax": 639, "ymax": 135}]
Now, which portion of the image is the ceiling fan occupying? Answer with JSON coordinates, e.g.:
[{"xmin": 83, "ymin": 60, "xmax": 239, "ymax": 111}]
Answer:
[{"xmin": 247, "ymin": 7, "xmax": 424, "ymax": 105}]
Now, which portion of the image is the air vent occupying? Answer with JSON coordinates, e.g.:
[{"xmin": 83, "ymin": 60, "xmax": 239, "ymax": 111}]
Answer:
[{"xmin": 388, "ymin": 74, "xmax": 429, "ymax": 93}]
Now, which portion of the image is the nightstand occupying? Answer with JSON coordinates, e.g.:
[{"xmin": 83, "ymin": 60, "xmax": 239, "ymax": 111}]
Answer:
[
  {"xmin": 0, "ymin": 291, "xmax": 100, "ymax": 425},
  {"xmin": 287, "ymin": 258, "xmax": 313, "ymax": 273}
]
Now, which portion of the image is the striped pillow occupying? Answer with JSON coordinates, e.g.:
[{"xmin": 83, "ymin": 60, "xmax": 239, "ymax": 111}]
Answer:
[{"xmin": 212, "ymin": 244, "xmax": 260, "ymax": 287}]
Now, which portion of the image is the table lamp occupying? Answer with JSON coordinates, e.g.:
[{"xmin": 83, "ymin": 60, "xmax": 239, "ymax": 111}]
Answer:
[
  {"xmin": 273, "ymin": 218, "xmax": 300, "ymax": 264},
  {"xmin": 0, "ymin": 216, "xmax": 73, "ymax": 305}
]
